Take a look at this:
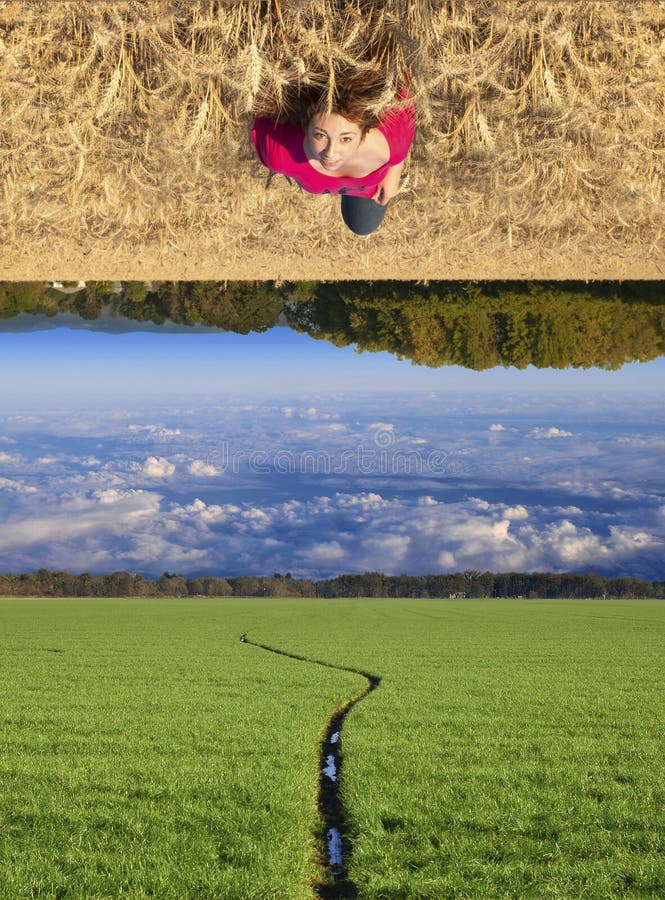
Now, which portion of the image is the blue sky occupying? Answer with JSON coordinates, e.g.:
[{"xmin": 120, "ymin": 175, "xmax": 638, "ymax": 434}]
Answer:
[
  {"xmin": 2, "ymin": 327, "xmax": 665, "ymax": 402},
  {"xmin": 1, "ymin": 327, "xmax": 664, "ymax": 580}
]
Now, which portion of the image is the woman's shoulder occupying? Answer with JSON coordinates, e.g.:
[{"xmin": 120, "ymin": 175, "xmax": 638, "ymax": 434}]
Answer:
[
  {"xmin": 377, "ymin": 86, "xmax": 416, "ymax": 163},
  {"xmin": 251, "ymin": 117, "xmax": 304, "ymax": 169}
]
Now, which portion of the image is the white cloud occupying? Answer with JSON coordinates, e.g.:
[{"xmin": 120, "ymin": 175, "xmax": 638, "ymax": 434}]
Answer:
[
  {"xmin": 535, "ymin": 520, "xmax": 610, "ymax": 566},
  {"xmin": 188, "ymin": 460, "xmax": 220, "ymax": 477},
  {"xmin": 616, "ymin": 437, "xmax": 665, "ymax": 448},
  {"xmin": 437, "ymin": 551, "xmax": 457, "ymax": 568},
  {"xmin": 359, "ymin": 534, "xmax": 410, "ymax": 567},
  {"xmin": 237, "ymin": 507, "xmax": 274, "ymax": 532},
  {"xmin": 0, "ymin": 451, "xmax": 20, "ymax": 464},
  {"xmin": 281, "ymin": 406, "xmax": 336, "ymax": 420},
  {"xmin": 0, "ymin": 477, "xmax": 37, "ymax": 494},
  {"xmin": 305, "ymin": 541, "xmax": 346, "ymax": 562},
  {"xmin": 335, "ymin": 492, "xmax": 387, "ymax": 511},
  {"xmin": 172, "ymin": 499, "xmax": 241, "ymax": 523},
  {"xmin": 285, "ymin": 429, "xmax": 319, "ymax": 440},
  {"xmin": 128, "ymin": 424, "xmax": 182, "ymax": 436},
  {"xmin": 1, "ymin": 481, "xmax": 664, "ymax": 581},
  {"xmin": 95, "ymin": 488, "xmax": 146, "ymax": 506},
  {"xmin": 502, "ymin": 505, "xmax": 529, "ymax": 521},
  {"xmin": 447, "ymin": 516, "xmax": 515, "ymax": 549},
  {"xmin": 141, "ymin": 457, "xmax": 176, "ymax": 478},
  {"xmin": 0, "ymin": 489, "xmax": 160, "ymax": 552},
  {"xmin": 607, "ymin": 526, "xmax": 662, "ymax": 553},
  {"xmin": 531, "ymin": 427, "xmax": 573, "ymax": 439},
  {"xmin": 1, "ymin": 396, "xmax": 664, "ymax": 581}
]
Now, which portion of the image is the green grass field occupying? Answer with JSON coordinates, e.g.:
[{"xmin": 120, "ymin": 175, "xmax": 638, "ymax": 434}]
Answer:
[{"xmin": 1, "ymin": 598, "xmax": 664, "ymax": 898}]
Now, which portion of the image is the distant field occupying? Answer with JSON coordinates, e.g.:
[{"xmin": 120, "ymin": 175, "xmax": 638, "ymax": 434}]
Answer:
[
  {"xmin": 1, "ymin": 598, "xmax": 664, "ymax": 898},
  {"xmin": 1, "ymin": 1, "xmax": 663, "ymax": 280}
]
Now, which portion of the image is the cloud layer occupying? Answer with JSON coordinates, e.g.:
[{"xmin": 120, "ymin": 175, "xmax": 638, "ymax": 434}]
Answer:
[{"xmin": 1, "ymin": 394, "xmax": 663, "ymax": 580}]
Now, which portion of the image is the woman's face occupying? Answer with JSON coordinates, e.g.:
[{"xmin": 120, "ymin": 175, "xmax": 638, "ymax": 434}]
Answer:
[{"xmin": 305, "ymin": 113, "xmax": 364, "ymax": 171}]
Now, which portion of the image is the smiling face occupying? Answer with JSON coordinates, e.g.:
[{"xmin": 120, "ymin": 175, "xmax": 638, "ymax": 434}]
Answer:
[{"xmin": 304, "ymin": 113, "xmax": 366, "ymax": 171}]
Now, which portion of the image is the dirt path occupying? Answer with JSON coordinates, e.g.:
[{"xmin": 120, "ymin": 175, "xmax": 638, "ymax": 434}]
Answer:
[{"xmin": 243, "ymin": 635, "xmax": 380, "ymax": 899}]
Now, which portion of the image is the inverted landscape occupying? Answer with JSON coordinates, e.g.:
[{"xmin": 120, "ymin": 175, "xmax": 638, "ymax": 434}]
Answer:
[
  {"xmin": 2, "ymin": 277, "xmax": 665, "ymax": 897},
  {"xmin": 3, "ymin": 0, "xmax": 665, "ymax": 897}
]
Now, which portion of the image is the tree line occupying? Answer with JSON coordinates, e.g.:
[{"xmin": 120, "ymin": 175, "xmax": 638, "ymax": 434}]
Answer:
[
  {"xmin": 287, "ymin": 280, "xmax": 665, "ymax": 370},
  {"xmin": 1, "ymin": 569, "xmax": 662, "ymax": 599},
  {"xmin": 0, "ymin": 280, "xmax": 288, "ymax": 333},
  {"xmin": 1, "ymin": 279, "xmax": 664, "ymax": 370}
]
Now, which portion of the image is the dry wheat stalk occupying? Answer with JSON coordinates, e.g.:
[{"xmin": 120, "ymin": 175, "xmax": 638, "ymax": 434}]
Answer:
[{"xmin": 0, "ymin": 1, "xmax": 662, "ymax": 269}]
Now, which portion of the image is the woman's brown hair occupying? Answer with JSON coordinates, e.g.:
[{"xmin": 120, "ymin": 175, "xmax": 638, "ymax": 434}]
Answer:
[{"xmin": 295, "ymin": 67, "xmax": 395, "ymax": 135}]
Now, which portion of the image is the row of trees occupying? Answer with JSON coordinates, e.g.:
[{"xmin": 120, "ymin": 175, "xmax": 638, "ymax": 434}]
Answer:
[
  {"xmin": 0, "ymin": 280, "xmax": 291, "ymax": 333},
  {"xmin": 287, "ymin": 280, "xmax": 665, "ymax": 370},
  {"xmin": 1, "ymin": 569, "xmax": 662, "ymax": 599},
  {"xmin": 1, "ymin": 280, "xmax": 663, "ymax": 369}
]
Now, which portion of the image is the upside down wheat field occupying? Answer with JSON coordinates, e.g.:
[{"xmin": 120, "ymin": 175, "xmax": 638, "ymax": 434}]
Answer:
[{"xmin": 1, "ymin": 1, "xmax": 664, "ymax": 279}]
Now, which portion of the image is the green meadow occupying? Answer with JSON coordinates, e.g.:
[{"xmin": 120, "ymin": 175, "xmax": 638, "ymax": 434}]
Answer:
[{"xmin": 1, "ymin": 598, "xmax": 664, "ymax": 899}]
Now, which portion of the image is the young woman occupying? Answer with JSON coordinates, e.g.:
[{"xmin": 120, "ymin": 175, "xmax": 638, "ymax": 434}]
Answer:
[{"xmin": 251, "ymin": 78, "xmax": 415, "ymax": 236}]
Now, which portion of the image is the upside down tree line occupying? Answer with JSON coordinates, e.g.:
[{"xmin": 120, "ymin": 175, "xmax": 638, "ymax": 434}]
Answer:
[{"xmin": 1, "ymin": 280, "xmax": 663, "ymax": 370}]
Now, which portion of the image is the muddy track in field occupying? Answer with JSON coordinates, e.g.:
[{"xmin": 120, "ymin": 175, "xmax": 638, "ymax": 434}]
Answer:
[{"xmin": 241, "ymin": 635, "xmax": 380, "ymax": 899}]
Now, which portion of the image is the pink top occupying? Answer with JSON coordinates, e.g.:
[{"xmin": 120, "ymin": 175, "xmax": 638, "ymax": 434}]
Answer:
[{"xmin": 251, "ymin": 92, "xmax": 415, "ymax": 198}]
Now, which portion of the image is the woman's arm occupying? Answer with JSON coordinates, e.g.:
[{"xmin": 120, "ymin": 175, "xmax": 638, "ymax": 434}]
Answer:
[
  {"xmin": 371, "ymin": 160, "xmax": 405, "ymax": 205},
  {"xmin": 371, "ymin": 87, "xmax": 415, "ymax": 205}
]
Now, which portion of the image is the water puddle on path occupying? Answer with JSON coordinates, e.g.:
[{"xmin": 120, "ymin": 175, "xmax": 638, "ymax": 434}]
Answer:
[
  {"xmin": 323, "ymin": 754, "xmax": 337, "ymax": 782},
  {"xmin": 326, "ymin": 827, "xmax": 344, "ymax": 870}
]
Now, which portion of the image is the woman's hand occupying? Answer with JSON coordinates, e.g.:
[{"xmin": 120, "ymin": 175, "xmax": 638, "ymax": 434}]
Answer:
[{"xmin": 371, "ymin": 162, "xmax": 405, "ymax": 205}]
